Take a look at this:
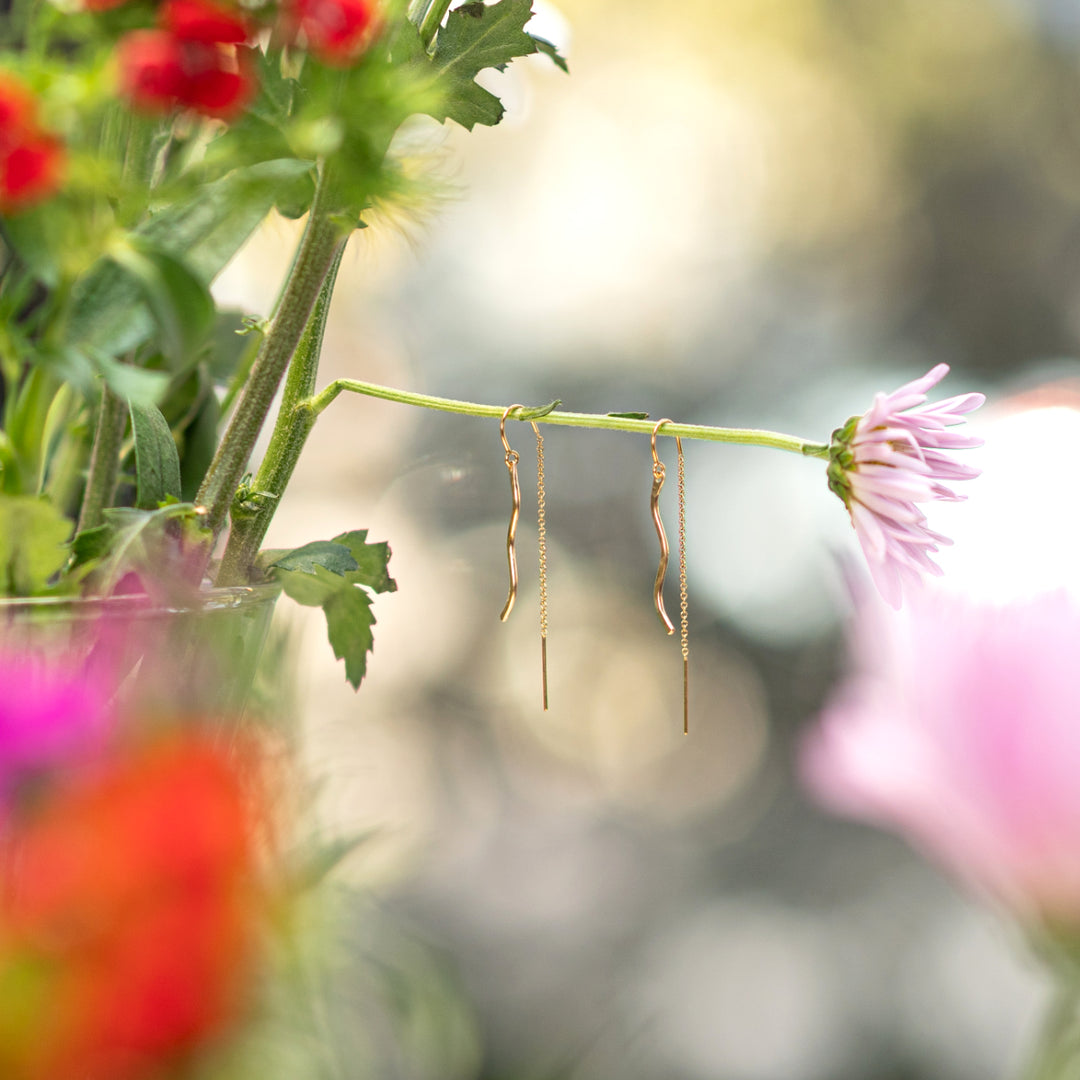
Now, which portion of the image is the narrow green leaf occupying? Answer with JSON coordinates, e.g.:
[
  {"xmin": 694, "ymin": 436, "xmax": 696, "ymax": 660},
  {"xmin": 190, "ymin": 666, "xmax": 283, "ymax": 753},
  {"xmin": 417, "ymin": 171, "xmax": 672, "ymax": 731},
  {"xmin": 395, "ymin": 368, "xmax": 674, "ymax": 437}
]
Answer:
[
  {"xmin": 290, "ymin": 833, "xmax": 371, "ymax": 890},
  {"xmin": 66, "ymin": 159, "xmax": 314, "ymax": 360},
  {"xmin": 97, "ymin": 503, "xmax": 209, "ymax": 593},
  {"xmin": 89, "ymin": 351, "xmax": 170, "ymax": 409},
  {"xmin": 0, "ymin": 495, "xmax": 72, "ymax": 597},
  {"xmin": 608, "ymin": 411, "xmax": 650, "ymax": 420},
  {"xmin": 324, "ymin": 584, "xmax": 375, "ymax": 690},
  {"xmin": 179, "ymin": 387, "xmax": 220, "ymax": 502},
  {"xmin": 207, "ymin": 310, "xmax": 258, "ymax": 387},
  {"xmin": 1, "ymin": 206, "xmax": 61, "ymax": 288},
  {"xmin": 518, "ymin": 399, "xmax": 561, "ymax": 420},
  {"xmin": 108, "ymin": 240, "xmax": 215, "ymax": 367},
  {"xmin": 129, "ymin": 401, "xmax": 182, "ymax": 509}
]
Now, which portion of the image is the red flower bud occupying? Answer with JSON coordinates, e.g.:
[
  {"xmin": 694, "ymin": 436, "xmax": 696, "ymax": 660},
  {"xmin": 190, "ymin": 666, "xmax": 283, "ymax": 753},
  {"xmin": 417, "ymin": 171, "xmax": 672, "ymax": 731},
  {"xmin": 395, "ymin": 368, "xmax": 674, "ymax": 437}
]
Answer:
[
  {"xmin": 117, "ymin": 30, "xmax": 188, "ymax": 115},
  {"xmin": 118, "ymin": 30, "xmax": 256, "ymax": 119},
  {"xmin": 0, "ymin": 134, "xmax": 65, "ymax": 214},
  {"xmin": 178, "ymin": 45, "xmax": 256, "ymax": 118},
  {"xmin": 289, "ymin": 0, "xmax": 380, "ymax": 66},
  {"xmin": 161, "ymin": 0, "xmax": 252, "ymax": 45},
  {"xmin": 0, "ymin": 73, "xmax": 37, "ymax": 150},
  {"xmin": 0, "ymin": 73, "xmax": 64, "ymax": 214}
]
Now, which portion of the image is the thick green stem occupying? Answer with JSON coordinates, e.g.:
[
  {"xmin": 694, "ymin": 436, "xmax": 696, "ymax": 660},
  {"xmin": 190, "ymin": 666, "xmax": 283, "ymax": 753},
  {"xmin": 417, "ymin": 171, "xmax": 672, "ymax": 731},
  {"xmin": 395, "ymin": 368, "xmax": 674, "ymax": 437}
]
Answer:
[
  {"xmin": 77, "ymin": 384, "xmax": 126, "ymax": 533},
  {"xmin": 306, "ymin": 379, "xmax": 831, "ymax": 458},
  {"xmin": 194, "ymin": 167, "xmax": 347, "ymax": 538},
  {"xmin": 216, "ymin": 244, "xmax": 346, "ymax": 585},
  {"xmin": 417, "ymin": 0, "xmax": 453, "ymax": 47}
]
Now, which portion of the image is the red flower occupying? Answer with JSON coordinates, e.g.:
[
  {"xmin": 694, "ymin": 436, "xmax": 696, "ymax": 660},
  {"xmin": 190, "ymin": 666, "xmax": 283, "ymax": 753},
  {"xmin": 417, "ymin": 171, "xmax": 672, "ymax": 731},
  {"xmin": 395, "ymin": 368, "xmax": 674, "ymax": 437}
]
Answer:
[
  {"xmin": 161, "ymin": 0, "xmax": 251, "ymax": 44},
  {"xmin": 289, "ymin": 0, "xmax": 380, "ymax": 65},
  {"xmin": 0, "ymin": 73, "xmax": 64, "ymax": 215},
  {"xmin": 117, "ymin": 31, "xmax": 188, "ymax": 114},
  {"xmin": 117, "ymin": 0, "xmax": 257, "ymax": 119},
  {"xmin": 0, "ymin": 736, "xmax": 266, "ymax": 1079},
  {"xmin": 0, "ymin": 74, "xmax": 36, "ymax": 146}
]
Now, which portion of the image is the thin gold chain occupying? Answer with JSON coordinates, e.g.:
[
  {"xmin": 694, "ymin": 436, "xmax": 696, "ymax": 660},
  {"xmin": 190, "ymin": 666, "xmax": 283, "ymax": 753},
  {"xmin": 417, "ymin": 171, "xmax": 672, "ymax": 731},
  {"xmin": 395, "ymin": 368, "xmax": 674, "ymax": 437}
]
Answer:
[
  {"xmin": 533, "ymin": 423, "xmax": 549, "ymax": 710},
  {"xmin": 534, "ymin": 425, "xmax": 548, "ymax": 638}
]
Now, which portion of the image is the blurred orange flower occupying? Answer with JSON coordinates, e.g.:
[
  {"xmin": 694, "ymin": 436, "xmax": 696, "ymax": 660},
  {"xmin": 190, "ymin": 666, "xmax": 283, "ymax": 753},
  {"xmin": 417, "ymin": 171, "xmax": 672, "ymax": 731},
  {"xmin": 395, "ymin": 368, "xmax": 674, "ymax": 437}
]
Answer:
[{"xmin": 0, "ymin": 734, "xmax": 267, "ymax": 1080}]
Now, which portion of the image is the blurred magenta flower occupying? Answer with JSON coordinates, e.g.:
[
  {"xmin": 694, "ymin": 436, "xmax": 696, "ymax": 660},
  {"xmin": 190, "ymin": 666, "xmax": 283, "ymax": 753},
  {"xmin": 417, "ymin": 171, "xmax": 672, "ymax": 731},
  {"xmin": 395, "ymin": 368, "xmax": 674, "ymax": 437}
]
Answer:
[
  {"xmin": 0, "ymin": 653, "xmax": 110, "ymax": 810},
  {"xmin": 827, "ymin": 363, "xmax": 984, "ymax": 607},
  {"xmin": 803, "ymin": 591, "xmax": 1080, "ymax": 926}
]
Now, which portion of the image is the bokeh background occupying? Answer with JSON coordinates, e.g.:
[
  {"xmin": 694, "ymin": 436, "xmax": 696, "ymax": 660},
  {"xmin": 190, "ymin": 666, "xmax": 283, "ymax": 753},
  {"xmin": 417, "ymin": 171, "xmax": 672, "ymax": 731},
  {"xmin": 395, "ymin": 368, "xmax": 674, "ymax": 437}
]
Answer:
[{"xmin": 216, "ymin": 2, "xmax": 1080, "ymax": 1076}]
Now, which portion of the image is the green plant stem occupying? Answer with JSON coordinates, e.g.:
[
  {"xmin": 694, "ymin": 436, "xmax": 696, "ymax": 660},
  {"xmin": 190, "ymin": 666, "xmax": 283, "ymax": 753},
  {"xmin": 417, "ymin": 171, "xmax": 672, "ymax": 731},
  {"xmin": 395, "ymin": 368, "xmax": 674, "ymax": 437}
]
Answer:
[
  {"xmin": 1017, "ymin": 983, "xmax": 1080, "ymax": 1080},
  {"xmin": 77, "ymin": 384, "xmax": 126, "ymax": 533},
  {"xmin": 417, "ymin": 0, "xmax": 454, "ymax": 47},
  {"xmin": 194, "ymin": 166, "xmax": 347, "ymax": 538},
  {"xmin": 216, "ymin": 244, "xmax": 346, "ymax": 586},
  {"xmin": 306, "ymin": 379, "xmax": 831, "ymax": 458}
]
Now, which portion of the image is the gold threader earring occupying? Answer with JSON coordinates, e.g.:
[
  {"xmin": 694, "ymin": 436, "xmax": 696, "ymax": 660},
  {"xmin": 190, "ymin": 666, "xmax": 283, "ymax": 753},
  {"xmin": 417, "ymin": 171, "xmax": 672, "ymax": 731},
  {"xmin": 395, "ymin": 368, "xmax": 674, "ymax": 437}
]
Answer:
[
  {"xmin": 499, "ymin": 405, "xmax": 550, "ymax": 710},
  {"xmin": 651, "ymin": 419, "xmax": 689, "ymax": 734}
]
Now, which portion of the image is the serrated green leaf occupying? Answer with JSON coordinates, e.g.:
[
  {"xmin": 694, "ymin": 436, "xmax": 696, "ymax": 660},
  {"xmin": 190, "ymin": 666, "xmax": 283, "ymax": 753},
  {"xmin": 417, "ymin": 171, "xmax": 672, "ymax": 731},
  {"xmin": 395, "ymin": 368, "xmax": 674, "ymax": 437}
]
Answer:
[
  {"xmin": 530, "ymin": 34, "xmax": 568, "ymax": 72},
  {"xmin": 324, "ymin": 584, "xmax": 375, "ymax": 690},
  {"xmin": 425, "ymin": 0, "xmax": 544, "ymax": 130},
  {"xmin": 129, "ymin": 400, "xmax": 182, "ymax": 510},
  {"xmin": 0, "ymin": 495, "xmax": 72, "ymax": 596},
  {"xmin": 272, "ymin": 540, "xmax": 358, "ymax": 577},
  {"xmin": 332, "ymin": 529, "xmax": 397, "ymax": 593},
  {"xmin": 271, "ymin": 532, "xmax": 391, "ymax": 690},
  {"xmin": 275, "ymin": 562, "xmax": 343, "ymax": 607}
]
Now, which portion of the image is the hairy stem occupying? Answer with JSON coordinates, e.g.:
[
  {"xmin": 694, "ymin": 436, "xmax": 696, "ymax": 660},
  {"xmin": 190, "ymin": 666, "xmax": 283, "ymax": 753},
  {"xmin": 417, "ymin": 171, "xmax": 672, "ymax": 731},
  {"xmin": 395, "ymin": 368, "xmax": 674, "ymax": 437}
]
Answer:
[
  {"xmin": 195, "ymin": 166, "xmax": 347, "ymax": 538},
  {"xmin": 77, "ymin": 384, "xmax": 126, "ymax": 533},
  {"xmin": 306, "ymin": 379, "xmax": 831, "ymax": 458},
  {"xmin": 216, "ymin": 244, "xmax": 346, "ymax": 585}
]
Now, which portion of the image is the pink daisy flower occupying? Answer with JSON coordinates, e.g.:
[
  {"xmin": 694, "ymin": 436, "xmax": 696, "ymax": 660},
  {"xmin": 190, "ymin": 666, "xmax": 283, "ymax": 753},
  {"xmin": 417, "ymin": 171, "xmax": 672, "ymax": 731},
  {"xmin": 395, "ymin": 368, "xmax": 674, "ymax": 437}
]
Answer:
[
  {"xmin": 802, "ymin": 591, "xmax": 1080, "ymax": 928},
  {"xmin": 827, "ymin": 363, "xmax": 985, "ymax": 607}
]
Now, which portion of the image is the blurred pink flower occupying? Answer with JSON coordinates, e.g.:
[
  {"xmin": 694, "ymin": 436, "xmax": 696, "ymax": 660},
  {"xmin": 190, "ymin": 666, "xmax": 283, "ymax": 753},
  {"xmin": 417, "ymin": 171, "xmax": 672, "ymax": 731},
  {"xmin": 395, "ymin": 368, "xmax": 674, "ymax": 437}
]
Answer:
[
  {"xmin": 827, "ymin": 363, "xmax": 984, "ymax": 607},
  {"xmin": 0, "ymin": 653, "xmax": 111, "ymax": 811},
  {"xmin": 802, "ymin": 591, "xmax": 1080, "ymax": 927}
]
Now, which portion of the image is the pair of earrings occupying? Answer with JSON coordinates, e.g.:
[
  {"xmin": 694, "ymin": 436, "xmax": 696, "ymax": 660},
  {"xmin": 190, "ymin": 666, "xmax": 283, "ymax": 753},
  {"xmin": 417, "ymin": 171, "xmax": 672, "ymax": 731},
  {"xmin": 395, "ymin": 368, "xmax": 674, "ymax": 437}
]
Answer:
[{"xmin": 498, "ymin": 408, "xmax": 689, "ymax": 733}]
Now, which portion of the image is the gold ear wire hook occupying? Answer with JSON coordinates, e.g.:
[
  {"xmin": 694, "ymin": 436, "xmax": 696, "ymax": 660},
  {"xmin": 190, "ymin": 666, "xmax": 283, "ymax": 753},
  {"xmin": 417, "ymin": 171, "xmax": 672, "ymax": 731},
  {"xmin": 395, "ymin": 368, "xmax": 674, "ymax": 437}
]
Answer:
[
  {"xmin": 499, "ymin": 405, "xmax": 524, "ymax": 622},
  {"xmin": 651, "ymin": 419, "xmax": 675, "ymax": 635}
]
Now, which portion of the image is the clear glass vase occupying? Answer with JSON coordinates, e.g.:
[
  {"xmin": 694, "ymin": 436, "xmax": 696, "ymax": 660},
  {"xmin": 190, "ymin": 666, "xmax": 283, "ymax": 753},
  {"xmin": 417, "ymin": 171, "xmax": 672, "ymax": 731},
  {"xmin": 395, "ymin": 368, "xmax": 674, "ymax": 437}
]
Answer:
[{"xmin": 0, "ymin": 584, "xmax": 282, "ymax": 719}]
